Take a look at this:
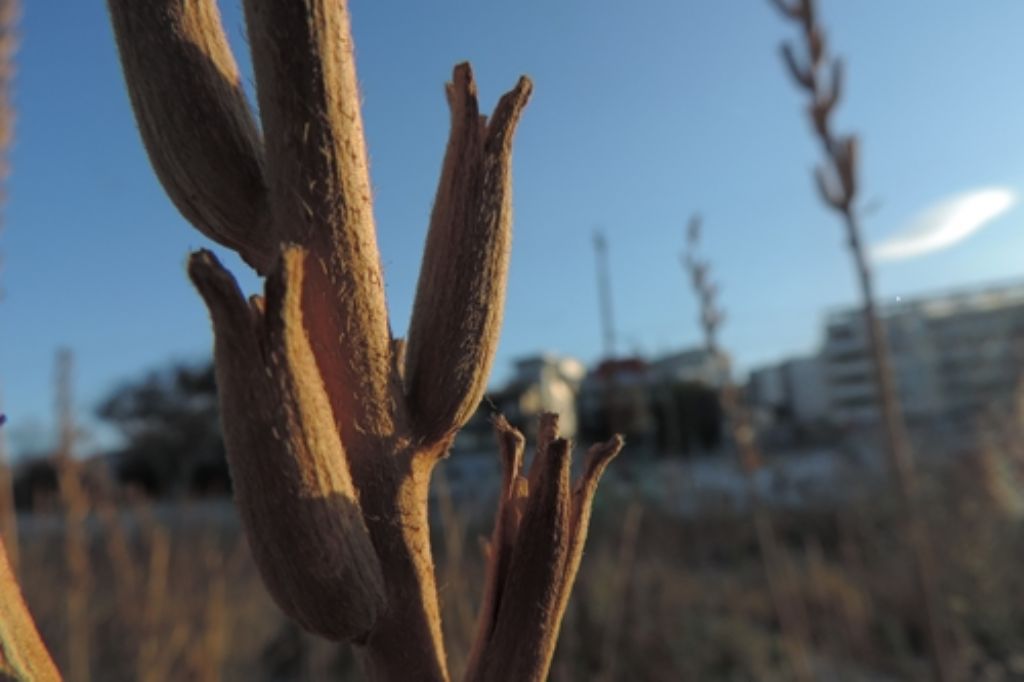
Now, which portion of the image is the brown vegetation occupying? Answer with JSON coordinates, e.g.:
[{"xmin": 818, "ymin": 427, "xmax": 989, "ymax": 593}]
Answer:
[
  {"xmin": 769, "ymin": 0, "xmax": 948, "ymax": 677},
  {"xmin": 6, "ymin": 1, "xmax": 1024, "ymax": 681},
  {"xmin": 8, "ymin": 454, "xmax": 1024, "ymax": 680},
  {"xmin": 0, "ymin": 0, "xmax": 18, "ymax": 576},
  {"xmin": 26, "ymin": 1, "xmax": 623, "ymax": 680},
  {"xmin": 683, "ymin": 215, "xmax": 814, "ymax": 681}
]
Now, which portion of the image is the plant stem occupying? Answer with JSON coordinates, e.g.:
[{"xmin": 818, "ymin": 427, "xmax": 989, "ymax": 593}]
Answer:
[{"xmin": 842, "ymin": 211, "xmax": 949, "ymax": 682}]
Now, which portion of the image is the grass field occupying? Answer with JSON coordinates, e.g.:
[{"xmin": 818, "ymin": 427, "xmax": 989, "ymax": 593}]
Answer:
[{"xmin": 10, "ymin": 441, "xmax": 1024, "ymax": 681}]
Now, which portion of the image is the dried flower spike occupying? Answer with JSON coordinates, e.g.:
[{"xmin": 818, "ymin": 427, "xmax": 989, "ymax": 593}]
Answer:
[{"xmin": 99, "ymin": 1, "xmax": 624, "ymax": 679}]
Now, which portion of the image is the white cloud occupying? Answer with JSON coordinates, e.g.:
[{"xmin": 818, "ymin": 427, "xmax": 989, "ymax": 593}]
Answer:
[{"xmin": 870, "ymin": 187, "xmax": 1017, "ymax": 263}]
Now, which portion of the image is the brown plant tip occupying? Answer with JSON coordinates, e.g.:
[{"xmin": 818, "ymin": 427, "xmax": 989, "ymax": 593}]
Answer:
[
  {"xmin": 476, "ymin": 435, "xmax": 571, "ymax": 681},
  {"xmin": 404, "ymin": 64, "xmax": 532, "ymax": 447},
  {"xmin": 557, "ymin": 434, "xmax": 623, "ymax": 608},
  {"xmin": 528, "ymin": 412, "xmax": 561, "ymax": 486},
  {"xmin": 579, "ymin": 434, "xmax": 626, "ymax": 491},
  {"xmin": 467, "ymin": 420, "xmax": 623, "ymax": 682},
  {"xmin": 773, "ymin": 0, "xmax": 860, "ymax": 219},
  {"xmin": 492, "ymin": 414, "xmax": 526, "ymax": 497},
  {"xmin": 188, "ymin": 250, "xmax": 252, "ymax": 331}
]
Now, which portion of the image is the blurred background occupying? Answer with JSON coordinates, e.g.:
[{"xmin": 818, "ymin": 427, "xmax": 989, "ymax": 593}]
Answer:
[{"xmin": 5, "ymin": 1, "xmax": 1024, "ymax": 680}]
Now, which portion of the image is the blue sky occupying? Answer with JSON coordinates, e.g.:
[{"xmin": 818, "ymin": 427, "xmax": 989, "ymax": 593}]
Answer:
[{"xmin": 4, "ymin": 1, "xmax": 1024, "ymax": 454}]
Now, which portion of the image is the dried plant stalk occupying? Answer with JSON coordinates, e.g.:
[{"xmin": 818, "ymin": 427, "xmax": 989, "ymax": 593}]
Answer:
[
  {"xmin": 0, "ymin": 409, "xmax": 15, "ymax": 577},
  {"xmin": 0, "ymin": 2, "xmax": 62, "ymax": 675},
  {"xmin": 597, "ymin": 501, "xmax": 643, "ymax": 682},
  {"xmin": 137, "ymin": 518, "xmax": 170, "ymax": 682},
  {"xmin": 465, "ymin": 416, "xmax": 623, "ymax": 682},
  {"xmin": 769, "ymin": 1, "xmax": 949, "ymax": 678},
  {"xmin": 682, "ymin": 216, "xmax": 813, "ymax": 682},
  {"xmin": 0, "ymin": 539, "xmax": 61, "ymax": 680},
  {"xmin": 98, "ymin": 1, "xmax": 625, "ymax": 679},
  {"xmin": 240, "ymin": 0, "xmax": 396, "ymax": 452},
  {"xmin": 0, "ymin": 0, "xmax": 19, "ymax": 575},
  {"xmin": 194, "ymin": 535, "xmax": 227, "ymax": 682},
  {"xmin": 53, "ymin": 349, "xmax": 91, "ymax": 682}
]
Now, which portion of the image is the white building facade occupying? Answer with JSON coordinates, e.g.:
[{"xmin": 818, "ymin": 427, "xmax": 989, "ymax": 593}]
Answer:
[{"xmin": 821, "ymin": 282, "xmax": 1024, "ymax": 427}]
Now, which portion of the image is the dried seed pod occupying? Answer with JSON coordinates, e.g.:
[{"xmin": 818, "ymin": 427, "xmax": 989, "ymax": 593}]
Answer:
[
  {"xmin": 108, "ymin": 0, "xmax": 273, "ymax": 273},
  {"xmin": 189, "ymin": 248, "xmax": 385, "ymax": 641},
  {"xmin": 107, "ymin": 0, "xmax": 617, "ymax": 676},
  {"xmin": 476, "ymin": 437, "xmax": 572, "ymax": 682},
  {"xmin": 465, "ymin": 415, "xmax": 526, "ymax": 675},
  {"xmin": 810, "ymin": 101, "xmax": 830, "ymax": 143},
  {"xmin": 554, "ymin": 435, "xmax": 625, "ymax": 617},
  {"xmin": 405, "ymin": 64, "xmax": 533, "ymax": 445},
  {"xmin": 467, "ymin": 419, "xmax": 624, "ymax": 682}
]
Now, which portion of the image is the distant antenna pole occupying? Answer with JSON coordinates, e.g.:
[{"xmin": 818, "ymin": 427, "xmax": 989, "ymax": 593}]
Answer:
[{"xmin": 593, "ymin": 230, "xmax": 617, "ymax": 358}]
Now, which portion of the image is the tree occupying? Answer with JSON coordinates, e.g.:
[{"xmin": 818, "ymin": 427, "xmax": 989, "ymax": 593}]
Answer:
[{"xmin": 96, "ymin": 361, "xmax": 228, "ymax": 497}]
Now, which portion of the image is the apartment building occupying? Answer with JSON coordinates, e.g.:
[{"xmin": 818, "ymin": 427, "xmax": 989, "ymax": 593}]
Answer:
[{"xmin": 822, "ymin": 281, "xmax": 1024, "ymax": 426}]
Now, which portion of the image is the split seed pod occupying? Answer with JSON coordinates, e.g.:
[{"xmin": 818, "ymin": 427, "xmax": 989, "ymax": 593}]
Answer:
[
  {"xmin": 405, "ymin": 64, "xmax": 533, "ymax": 444},
  {"xmin": 190, "ymin": 248, "xmax": 385, "ymax": 641}
]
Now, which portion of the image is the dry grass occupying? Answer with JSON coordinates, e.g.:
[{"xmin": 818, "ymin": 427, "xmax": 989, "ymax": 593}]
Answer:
[
  {"xmin": 769, "ymin": 0, "xmax": 948, "ymax": 677},
  {"xmin": 11, "ymin": 450, "xmax": 1024, "ymax": 681},
  {"xmin": 683, "ymin": 215, "xmax": 814, "ymax": 681},
  {"xmin": 11, "ymin": 395, "xmax": 1024, "ymax": 682},
  {"xmin": 3, "ymin": 1, "xmax": 1023, "ymax": 679}
]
